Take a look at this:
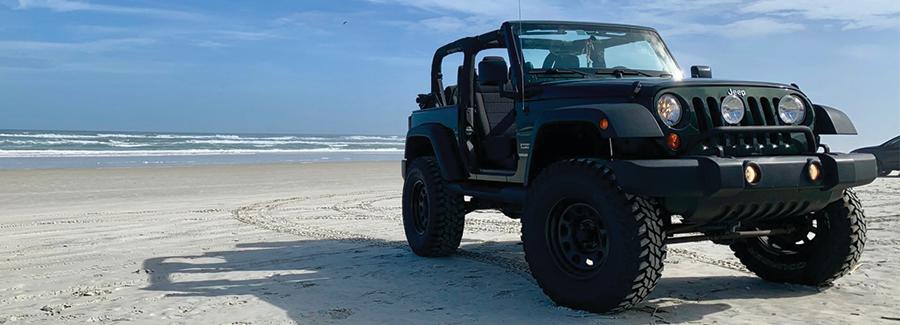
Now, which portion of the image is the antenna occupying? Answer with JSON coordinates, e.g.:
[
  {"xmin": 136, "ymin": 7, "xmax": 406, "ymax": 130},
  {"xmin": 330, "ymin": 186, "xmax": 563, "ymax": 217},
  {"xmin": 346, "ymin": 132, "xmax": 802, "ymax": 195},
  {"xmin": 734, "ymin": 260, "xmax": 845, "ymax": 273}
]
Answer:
[
  {"xmin": 518, "ymin": 0, "xmax": 522, "ymax": 20},
  {"xmin": 517, "ymin": 0, "xmax": 525, "ymax": 110}
]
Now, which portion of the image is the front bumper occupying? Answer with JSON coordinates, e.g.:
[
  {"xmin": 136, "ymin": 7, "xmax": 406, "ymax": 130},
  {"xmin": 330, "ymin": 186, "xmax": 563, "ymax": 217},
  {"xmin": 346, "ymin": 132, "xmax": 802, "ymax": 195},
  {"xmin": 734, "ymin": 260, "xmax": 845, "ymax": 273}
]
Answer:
[{"xmin": 608, "ymin": 153, "xmax": 877, "ymax": 223}]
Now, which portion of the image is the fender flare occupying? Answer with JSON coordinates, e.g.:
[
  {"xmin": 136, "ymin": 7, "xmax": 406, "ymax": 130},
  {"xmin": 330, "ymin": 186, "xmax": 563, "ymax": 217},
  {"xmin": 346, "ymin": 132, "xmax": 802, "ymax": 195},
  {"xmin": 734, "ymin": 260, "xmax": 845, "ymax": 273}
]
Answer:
[
  {"xmin": 525, "ymin": 104, "xmax": 664, "ymax": 182},
  {"xmin": 532, "ymin": 104, "xmax": 665, "ymax": 139},
  {"xmin": 813, "ymin": 104, "xmax": 857, "ymax": 135},
  {"xmin": 405, "ymin": 123, "xmax": 467, "ymax": 181}
]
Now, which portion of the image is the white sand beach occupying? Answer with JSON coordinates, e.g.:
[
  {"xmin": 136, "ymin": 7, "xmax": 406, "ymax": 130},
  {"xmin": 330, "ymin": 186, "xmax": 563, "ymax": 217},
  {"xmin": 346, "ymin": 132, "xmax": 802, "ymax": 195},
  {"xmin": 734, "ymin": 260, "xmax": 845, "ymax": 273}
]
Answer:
[{"xmin": 1, "ymin": 161, "xmax": 898, "ymax": 324}]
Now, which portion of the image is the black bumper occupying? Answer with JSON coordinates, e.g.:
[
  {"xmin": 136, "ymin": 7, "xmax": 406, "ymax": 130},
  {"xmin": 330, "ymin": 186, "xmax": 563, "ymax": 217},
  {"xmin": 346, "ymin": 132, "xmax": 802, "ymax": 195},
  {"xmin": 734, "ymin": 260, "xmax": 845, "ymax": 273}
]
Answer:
[{"xmin": 607, "ymin": 153, "xmax": 877, "ymax": 223}]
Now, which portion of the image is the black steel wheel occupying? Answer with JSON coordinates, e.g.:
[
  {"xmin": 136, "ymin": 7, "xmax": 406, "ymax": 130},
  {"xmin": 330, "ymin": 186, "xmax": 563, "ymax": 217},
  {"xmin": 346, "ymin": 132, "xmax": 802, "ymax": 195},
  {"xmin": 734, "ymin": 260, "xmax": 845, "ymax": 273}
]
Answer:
[
  {"xmin": 402, "ymin": 157, "xmax": 465, "ymax": 257},
  {"xmin": 522, "ymin": 159, "xmax": 665, "ymax": 313},
  {"xmin": 755, "ymin": 216, "xmax": 820, "ymax": 256},
  {"xmin": 410, "ymin": 180, "xmax": 429, "ymax": 234},
  {"xmin": 547, "ymin": 202, "xmax": 609, "ymax": 277},
  {"xmin": 731, "ymin": 189, "xmax": 866, "ymax": 286}
]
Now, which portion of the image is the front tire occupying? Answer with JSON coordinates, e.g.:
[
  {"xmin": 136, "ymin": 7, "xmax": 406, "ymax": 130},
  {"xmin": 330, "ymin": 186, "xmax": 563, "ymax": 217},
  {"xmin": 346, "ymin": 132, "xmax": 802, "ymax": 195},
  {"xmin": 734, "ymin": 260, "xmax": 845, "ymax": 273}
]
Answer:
[
  {"xmin": 522, "ymin": 159, "xmax": 666, "ymax": 313},
  {"xmin": 402, "ymin": 157, "xmax": 466, "ymax": 257},
  {"xmin": 731, "ymin": 189, "xmax": 866, "ymax": 286}
]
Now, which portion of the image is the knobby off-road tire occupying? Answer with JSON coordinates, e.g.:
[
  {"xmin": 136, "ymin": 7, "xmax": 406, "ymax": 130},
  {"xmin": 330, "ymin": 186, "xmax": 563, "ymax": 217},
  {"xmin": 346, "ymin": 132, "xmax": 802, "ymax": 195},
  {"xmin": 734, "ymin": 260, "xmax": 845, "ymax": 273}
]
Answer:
[
  {"xmin": 521, "ymin": 159, "xmax": 666, "ymax": 313},
  {"xmin": 730, "ymin": 189, "xmax": 866, "ymax": 286},
  {"xmin": 402, "ymin": 157, "xmax": 466, "ymax": 257}
]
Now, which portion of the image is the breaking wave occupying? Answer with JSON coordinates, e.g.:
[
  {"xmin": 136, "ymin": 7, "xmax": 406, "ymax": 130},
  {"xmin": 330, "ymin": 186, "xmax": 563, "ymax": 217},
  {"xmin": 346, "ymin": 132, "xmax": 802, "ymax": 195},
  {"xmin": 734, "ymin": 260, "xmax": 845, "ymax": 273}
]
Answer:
[{"xmin": 0, "ymin": 130, "xmax": 405, "ymax": 158}]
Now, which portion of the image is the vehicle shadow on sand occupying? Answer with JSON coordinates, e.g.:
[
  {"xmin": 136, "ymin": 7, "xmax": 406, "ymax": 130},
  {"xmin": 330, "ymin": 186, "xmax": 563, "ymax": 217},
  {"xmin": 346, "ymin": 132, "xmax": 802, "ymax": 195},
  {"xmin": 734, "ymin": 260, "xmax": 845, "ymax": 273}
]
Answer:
[{"xmin": 142, "ymin": 239, "xmax": 819, "ymax": 324}]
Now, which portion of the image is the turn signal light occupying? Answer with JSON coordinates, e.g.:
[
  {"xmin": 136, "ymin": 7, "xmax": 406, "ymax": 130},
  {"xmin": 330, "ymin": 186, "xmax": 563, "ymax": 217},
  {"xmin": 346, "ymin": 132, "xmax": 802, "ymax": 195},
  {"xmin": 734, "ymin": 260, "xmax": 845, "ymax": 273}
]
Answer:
[
  {"xmin": 599, "ymin": 118, "xmax": 609, "ymax": 130},
  {"xmin": 666, "ymin": 133, "xmax": 680, "ymax": 150},
  {"xmin": 744, "ymin": 164, "xmax": 761, "ymax": 184},
  {"xmin": 808, "ymin": 162, "xmax": 822, "ymax": 182}
]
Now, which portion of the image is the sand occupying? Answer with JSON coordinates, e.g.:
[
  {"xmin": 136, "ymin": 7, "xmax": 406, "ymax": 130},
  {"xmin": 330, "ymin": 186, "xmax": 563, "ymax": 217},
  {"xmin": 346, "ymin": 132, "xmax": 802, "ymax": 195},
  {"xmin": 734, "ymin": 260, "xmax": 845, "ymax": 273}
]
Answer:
[{"xmin": 1, "ymin": 161, "xmax": 898, "ymax": 324}]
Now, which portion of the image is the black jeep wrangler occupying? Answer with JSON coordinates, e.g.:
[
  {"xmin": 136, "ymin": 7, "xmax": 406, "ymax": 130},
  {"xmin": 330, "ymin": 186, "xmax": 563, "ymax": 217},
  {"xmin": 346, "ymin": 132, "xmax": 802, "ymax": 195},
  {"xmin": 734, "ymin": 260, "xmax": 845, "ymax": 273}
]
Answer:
[{"xmin": 401, "ymin": 21, "xmax": 877, "ymax": 313}]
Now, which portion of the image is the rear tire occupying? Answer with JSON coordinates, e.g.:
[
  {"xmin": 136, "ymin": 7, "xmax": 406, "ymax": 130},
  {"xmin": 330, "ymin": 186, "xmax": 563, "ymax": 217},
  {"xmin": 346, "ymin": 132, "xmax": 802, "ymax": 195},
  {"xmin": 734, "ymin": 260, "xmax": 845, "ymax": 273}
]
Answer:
[
  {"xmin": 402, "ymin": 157, "xmax": 466, "ymax": 257},
  {"xmin": 521, "ymin": 159, "xmax": 666, "ymax": 313},
  {"xmin": 730, "ymin": 189, "xmax": 866, "ymax": 286}
]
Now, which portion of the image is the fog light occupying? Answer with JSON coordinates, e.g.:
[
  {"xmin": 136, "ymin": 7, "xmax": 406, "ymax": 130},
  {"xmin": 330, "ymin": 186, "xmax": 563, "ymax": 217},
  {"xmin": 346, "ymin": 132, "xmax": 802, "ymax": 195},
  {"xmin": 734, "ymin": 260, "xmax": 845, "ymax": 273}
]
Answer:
[
  {"xmin": 744, "ymin": 164, "xmax": 761, "ymax": 184},
  {"xmin": 666, "ymin": 133, "xmax": 680, "ymax": 150},
  {"xmin": 808, "ymin": 162, "xmax": 822, "ymax": 182}
]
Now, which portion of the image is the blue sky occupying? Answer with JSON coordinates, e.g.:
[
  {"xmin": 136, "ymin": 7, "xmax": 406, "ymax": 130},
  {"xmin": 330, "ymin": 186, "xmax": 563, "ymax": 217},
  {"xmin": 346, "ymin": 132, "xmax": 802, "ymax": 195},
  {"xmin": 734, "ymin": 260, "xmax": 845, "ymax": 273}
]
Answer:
[{"xmin": 0, "ymin": 0, "xmax": 897, "ymax": 150}]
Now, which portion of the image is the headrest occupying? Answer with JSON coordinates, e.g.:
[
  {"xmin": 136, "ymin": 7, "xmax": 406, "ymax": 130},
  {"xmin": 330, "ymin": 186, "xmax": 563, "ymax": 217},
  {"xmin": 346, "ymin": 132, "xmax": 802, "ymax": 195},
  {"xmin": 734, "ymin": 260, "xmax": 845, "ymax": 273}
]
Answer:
[
  {"xmin": 554, "ymin": 54, "xmax": 580, "ymax": 68},
  {"xmin": 478, "ymin": 56, "xmax": 508, "ymax": 86}
]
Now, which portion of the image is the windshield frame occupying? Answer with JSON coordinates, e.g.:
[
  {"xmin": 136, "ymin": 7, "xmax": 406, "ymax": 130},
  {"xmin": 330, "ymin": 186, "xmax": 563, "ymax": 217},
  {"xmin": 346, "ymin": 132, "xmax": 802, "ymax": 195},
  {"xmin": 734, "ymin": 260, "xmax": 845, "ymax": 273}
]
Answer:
[
  {"xmin": 508, "ymin": 21, "xmax": 682, "ymax": 84},
  {"xmin": 884, "ymin": 135, "xmax": 900, "ymax": 147}
]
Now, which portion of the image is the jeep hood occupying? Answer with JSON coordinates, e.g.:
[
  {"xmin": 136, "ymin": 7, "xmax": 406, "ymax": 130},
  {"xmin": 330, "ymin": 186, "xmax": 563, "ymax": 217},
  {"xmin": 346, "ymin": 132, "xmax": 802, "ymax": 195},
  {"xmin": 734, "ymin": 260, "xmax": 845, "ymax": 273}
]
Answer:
[{"xmin": 527, "ymin": 78, "xmax": 798, "ymax": 101}]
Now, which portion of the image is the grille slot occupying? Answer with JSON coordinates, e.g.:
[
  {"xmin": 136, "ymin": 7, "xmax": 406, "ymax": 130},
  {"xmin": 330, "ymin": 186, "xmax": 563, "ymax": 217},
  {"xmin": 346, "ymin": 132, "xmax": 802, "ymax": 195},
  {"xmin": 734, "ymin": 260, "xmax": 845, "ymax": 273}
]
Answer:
[
  {"xmin": 746, "ymin": 97, "xmax": 768, "ymax": 146},
  {"xmin": 759, "ymin": 97, "xmax": 781, "ymax": 144},
  {"xmin": 704, "ymin": 97, "xmax": 726, "ymax": 146}
]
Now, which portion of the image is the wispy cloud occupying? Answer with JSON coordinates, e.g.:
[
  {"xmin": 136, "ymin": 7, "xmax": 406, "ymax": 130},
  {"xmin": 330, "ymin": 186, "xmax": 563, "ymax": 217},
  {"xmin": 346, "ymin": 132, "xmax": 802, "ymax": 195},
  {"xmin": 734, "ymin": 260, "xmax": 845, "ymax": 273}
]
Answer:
[
  {"xmin": 67, "ymin": 24, "xmax": 134, "ymax": 35},
  {"xmin": 214, "ymin": 30, "xmax": 278, "ymax": 41},
  {"xmin": 0, "ymin": 55, "xmax": 54, "ymax": 69},
  {"xmin": 668, "ymin": 17, "xmax": 806, "ymax": 38},
  {"xmin": 272, "ymin": 10, "xmax": 357, "ymax": 26},
  {"xmin": 0, "ymin": 38, "xmax": 174, "ymax": 73},
  {"xmin": 390, "ymin": 15, "xmax": 498, "ymax": 34},
  {"xmin": 740, "ymin": 0, "xmax": 900, "ymax": 30},
  {"xmin": 370, "ymin": 0, "xmax": 900, "ymax": 37},
  {"xmin": 0, "ymin": 37, "xmax": 155, "ymax": 53},
  {"xmin": 270, "ymin": 10, "xmax": 373, "ymax": 36},
  {"xmin": 195, "ymin": 40, "xmax": 226, "ymax": 49},
  {"xmin": 12, "ymin": 0, "xmax": 204, "ymax": 21},
  {"xmin": 838, "ymin": 43, "xmax": 891, "ymax": 60},
  {"xmin": 362, "ymin": 54, "xmax": 430, "ymax": 67},
  {"xmin": 367, "ymin": 0, "xmax": 563, "ymax": 19}
]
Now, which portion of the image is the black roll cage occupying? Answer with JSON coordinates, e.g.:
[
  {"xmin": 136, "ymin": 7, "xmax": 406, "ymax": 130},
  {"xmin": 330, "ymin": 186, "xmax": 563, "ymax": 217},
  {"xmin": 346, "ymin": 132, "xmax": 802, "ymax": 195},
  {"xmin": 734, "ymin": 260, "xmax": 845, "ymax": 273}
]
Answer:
[
  {"xmin": 428, "ymin": 26, "xmax": 521, "ymax": 110},
  {"xmin": 428, "ymin": 23, "xmax": 526, "ymax": 173},
  {"xmin": 428, "ymin": 21, "xmax": 672, "ymax": 107}
]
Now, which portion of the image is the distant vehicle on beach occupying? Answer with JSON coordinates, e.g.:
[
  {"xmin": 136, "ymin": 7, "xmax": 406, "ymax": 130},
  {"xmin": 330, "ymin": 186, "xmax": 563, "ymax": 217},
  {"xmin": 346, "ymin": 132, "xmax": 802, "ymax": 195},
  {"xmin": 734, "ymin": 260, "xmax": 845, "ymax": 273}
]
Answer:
[{"xmin": 853, "ymin": 135, "xmax": 900, "ymax": 176}]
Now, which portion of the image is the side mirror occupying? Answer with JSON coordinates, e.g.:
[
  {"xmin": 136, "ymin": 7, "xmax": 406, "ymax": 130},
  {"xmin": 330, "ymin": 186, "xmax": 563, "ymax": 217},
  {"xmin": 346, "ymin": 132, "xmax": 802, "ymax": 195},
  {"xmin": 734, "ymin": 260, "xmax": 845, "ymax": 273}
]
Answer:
[{"xmin": 691, "ymin": 65, "xmax": 712, "ymax": 78}]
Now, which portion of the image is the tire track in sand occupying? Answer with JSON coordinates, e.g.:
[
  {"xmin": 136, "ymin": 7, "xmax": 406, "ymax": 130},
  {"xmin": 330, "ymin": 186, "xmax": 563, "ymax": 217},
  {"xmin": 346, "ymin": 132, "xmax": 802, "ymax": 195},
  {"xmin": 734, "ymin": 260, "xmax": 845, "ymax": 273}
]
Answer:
[
  {"xmin": 232, "ymin": 192, "xmax": 534, "ymax": 279},
  {"xmin": 231, "ymin": 190, "xmax": 759, "ymax": 279}
]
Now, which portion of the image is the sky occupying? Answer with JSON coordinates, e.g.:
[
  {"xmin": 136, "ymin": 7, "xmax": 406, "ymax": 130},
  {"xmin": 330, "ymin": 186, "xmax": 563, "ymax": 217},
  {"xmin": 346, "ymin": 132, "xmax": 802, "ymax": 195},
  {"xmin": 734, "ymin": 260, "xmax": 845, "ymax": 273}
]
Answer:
[{"xmin": 0, "ymin": 0, "xmax": 898, "ymax": 150}]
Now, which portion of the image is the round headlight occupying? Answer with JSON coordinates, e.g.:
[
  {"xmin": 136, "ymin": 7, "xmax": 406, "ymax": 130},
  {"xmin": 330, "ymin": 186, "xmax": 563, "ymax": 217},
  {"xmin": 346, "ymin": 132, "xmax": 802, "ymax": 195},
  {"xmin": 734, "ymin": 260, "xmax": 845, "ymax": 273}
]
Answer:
[
  {"xmin": 721, "ymin": 95, "xmax": 745, "ymax": 125},
  {"xmin": 656, "ymin": 94, "xmax": 682, "ymax": 127},
  {"xmin": 778, "ymin": 95, "xmax": 806, "ymax": 124}
]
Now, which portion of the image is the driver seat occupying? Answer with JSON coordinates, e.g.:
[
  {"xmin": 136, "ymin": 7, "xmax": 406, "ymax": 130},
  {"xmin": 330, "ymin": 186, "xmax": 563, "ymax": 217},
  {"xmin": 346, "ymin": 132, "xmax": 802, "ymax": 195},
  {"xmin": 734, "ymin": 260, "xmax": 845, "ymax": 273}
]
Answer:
[{"xmin": 474, "ymin": 56, "xmax": 517, "ymax": 170}]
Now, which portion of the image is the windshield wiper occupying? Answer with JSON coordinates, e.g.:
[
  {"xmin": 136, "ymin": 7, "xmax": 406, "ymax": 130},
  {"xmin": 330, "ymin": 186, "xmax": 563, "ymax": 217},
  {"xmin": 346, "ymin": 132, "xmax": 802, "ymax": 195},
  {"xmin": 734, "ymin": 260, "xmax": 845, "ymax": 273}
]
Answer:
[
  {"xmin": 596, "ymin": 69, "xmax": 656, "ymax": 78},
  {"xmin": 528, "ymin": 68, "xmax": 591, "ymax": 77}
]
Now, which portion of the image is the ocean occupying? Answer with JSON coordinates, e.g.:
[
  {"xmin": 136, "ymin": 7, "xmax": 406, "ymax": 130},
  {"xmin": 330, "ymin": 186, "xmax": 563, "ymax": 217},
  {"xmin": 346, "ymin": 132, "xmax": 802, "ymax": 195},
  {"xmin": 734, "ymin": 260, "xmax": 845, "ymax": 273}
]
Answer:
[{"xmin": 0, "ymin": 130, "xmax": 404, "ymax": 169}]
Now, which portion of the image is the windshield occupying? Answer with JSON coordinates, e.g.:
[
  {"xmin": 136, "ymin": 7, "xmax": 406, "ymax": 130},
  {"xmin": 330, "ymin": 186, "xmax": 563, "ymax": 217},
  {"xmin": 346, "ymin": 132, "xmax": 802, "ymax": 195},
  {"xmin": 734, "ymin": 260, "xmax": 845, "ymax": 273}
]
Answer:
[{"xmin": 513, "ymin": 23, "xmax": 681, "ymax": 83}]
